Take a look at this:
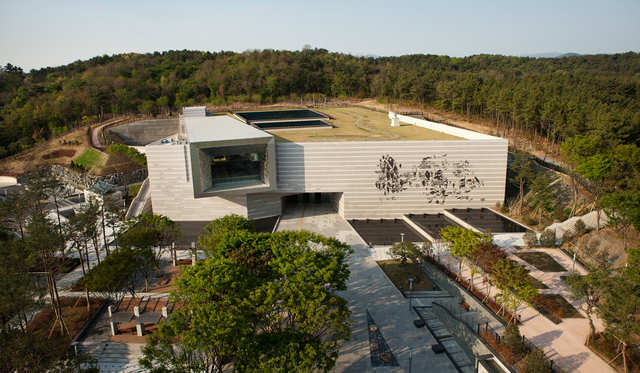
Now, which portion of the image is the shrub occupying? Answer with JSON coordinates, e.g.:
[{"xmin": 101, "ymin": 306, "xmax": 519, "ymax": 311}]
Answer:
[
  {"xmin": 421, "ymin": 241, "xmax": 433, "ymax": 257},
  {"xmin": 523, "ymin": 215, "xmax": 538, "ymax": 226},
  {"xmin": 561, "ymin": 230, "xmax": 574, "ymax": 245},
  {"xmin": 522, "ymin": 348, "xmax": 551, "ymax": 373},
  {"xmin": 501, "ymin": 324, "xmax": 527, "ymax": 355},
  {"xmin": 388, "ymin": 241, "xmax": 422, "ymax": 262},
  {"xmin": 539, "ymin": 229, "xmax": 556, "ymax": 247},
  {"xmin": 574, "ymin": 219, "xmax": 586, "ymax": 237},
  {"xmin": 523, "ymin": 230, "xmax": 538, "ymax": 248},
  {"xmin": 553, "ymin": 206, "xmax": 570, "ymax": 222},
  {"xmin": 128, "ymin": 184, "xmax": 141, "ymax": 199}
]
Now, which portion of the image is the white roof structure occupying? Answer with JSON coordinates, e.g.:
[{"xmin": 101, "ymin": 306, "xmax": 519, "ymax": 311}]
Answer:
[
  {"xmin": 181, "ymin": 106, "xmax": 207, "ymax": 117},
  {"xmin": 184, "ymin": 116, "xmax": 273, "ymax": 144}
]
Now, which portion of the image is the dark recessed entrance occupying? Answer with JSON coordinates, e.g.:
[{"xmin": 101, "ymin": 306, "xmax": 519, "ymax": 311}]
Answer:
[{"xmin": 285, "ymin": 193, "xmax": 324, "ymax": 205}]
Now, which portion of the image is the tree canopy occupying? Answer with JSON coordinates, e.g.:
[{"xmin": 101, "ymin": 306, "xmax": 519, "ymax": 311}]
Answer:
[
  {"xmin": 1, "ymin": 50, "xmax": 640, "ymax": 159},
  {"xmin": 141, "ymin": 220, "xmax": 353, "ymax": 372}
]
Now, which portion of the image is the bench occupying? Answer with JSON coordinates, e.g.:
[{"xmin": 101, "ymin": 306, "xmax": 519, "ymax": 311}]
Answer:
[
  {"xmin": 118, "ymin": 321, "xmax": 137, "ymax": 335},
  {"xmin": 460, "ymin": 301, "xmax": 470, "ymax": 311}
]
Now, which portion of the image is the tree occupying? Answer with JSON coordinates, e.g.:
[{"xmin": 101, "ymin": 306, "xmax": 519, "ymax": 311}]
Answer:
[
  {"xmin": 103, "ymin": 193, "xmax": 125, "ymax": 249},
  {"xmin": 492, "ymin": 258, "xmax": 539, "ymax": 323},
  {"xmin": 121, "ymin": 213, "xmax": 181, "ymax": 278},
  {"xmin": 387, "ymin": 241, "xmax": 424, "ymax": 262},
  {"xmin": 198, "ymin": 214, "xmax": 255, "ymax": 257},
  {"xmin": 568, "ymin": 268, "xmax": 610, "ymax": 344},
  {"xmin": 509, "ymin": 151, "xmax": 534, "ymax": 216},
  {"xmin": 473, "ymin": 243, "xmax": 507, "ymax": 301},
  {"xmin": 561, "ymin": 135, "xmax": 602, "ymax": 217},
  {"xmin": 597, "ymin": 249, "xmax": 640, "ymax": 373},
  {"xmin": 118, "ymin": 226, "xmax": 159, "ymax": 292},
  {"xmin": 440, "ymin": 226, "xmax": 491, "ymax": 281},
  {"xmin": 75, "ymin": 199, "xmax": 104, "ymax": 265},
  {"xmin": 142, "ymin": 226, "xmax": 353, "ymax": 372},
  {"xmin": 24, "ymin": 211, "xmax": 69, "ymax": 335},
  {"xmin": 80, "ymin": 246, "xmax": 137, "ymax": 303},
  {"xmin": 0, "ymin": 230, "xmax": 43, "ymax": 331},
  {"xmin": 601, "ymin": 190, "xmax": 640, "ymax": 250},
  {"xmin": 527, "ymin": 172, "xmax": 556, "ymax": 225},
  {"xmin": 575, "ymin": 152, "xmax": 611, "ymax": 230}
]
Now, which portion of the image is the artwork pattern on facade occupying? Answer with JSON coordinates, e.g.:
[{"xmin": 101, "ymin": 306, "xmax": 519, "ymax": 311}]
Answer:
[{"xmin": 375, "ymin": 154, "xmax": 484, "ymax": 204}]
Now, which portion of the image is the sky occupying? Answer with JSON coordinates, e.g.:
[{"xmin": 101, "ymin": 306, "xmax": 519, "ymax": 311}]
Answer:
[{"xmin": 1, "ymin": 0, "xmax": 639, "ymax": 71}]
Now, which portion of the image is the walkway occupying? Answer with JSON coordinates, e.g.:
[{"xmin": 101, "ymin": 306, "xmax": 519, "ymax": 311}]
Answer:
[
  {"xmin": 276, "ymin": 203, "xmax": 457, "ymax": 373},
  {"xmin": 440, "ymin": 247, "xmax": 614, "ymax": 373}
]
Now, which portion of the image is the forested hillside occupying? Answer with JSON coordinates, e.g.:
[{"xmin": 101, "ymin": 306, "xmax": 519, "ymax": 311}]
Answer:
[{"xmin": 1, "ymin": 49, "xmax": 639, "ymax": 157}]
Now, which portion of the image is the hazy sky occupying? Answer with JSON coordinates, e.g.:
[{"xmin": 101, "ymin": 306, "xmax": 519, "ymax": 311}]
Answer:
[{"xmin": 2, "ymin": 0, "xmax": 639, "ymax": 71}]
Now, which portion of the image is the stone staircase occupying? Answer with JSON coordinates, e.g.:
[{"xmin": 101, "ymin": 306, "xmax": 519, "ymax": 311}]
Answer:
[
  {"xmin": 76, "ymin": 342, "xmax": 145, "ymax": 373},
  {"xmin": 416, "ymin": 307, "xmax": 475, "ymax": 373},
  {"xmin": 402, "ymin": 290, "xmax": 451, "ymax": 298}
]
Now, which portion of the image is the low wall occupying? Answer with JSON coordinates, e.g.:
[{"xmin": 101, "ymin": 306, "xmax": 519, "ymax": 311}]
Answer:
[
  {"xmin": 432, "ymin": 303, "xmax": 491, "ymax": 360},
  {"xmin": 419, "ymin": 259, "xmax": 505, "ymax": 329}
]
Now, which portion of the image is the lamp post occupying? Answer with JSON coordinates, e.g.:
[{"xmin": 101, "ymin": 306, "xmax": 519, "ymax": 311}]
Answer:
[
  {"xmin": 408, "ymin": 278, "xmax": 414, "ymax": 311},
  {"xmin": 401, "ymin": 233, "xmax": 405, "ymax": 242},
  {"xmin": 407, "ymin": 344, "xmax": 414, "ymax": 373}
]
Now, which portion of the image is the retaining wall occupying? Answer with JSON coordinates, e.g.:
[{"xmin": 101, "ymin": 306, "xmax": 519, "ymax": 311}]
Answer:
[
  {"xmin": 33, "ymin": 165, "xmax": 148, "ymax": 189},
  {"xmin": 420, "ymin": 259, "xmax": 505, "ymax": 331},
  {"xmin": 432, "ymin": 303, "xmax": 491, "ymax": 360}
]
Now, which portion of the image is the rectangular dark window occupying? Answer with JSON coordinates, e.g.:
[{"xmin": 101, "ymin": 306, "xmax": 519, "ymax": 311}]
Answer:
[{"xmin": 211, "ymin": 153, "xmax": 261, "ymax": 184}]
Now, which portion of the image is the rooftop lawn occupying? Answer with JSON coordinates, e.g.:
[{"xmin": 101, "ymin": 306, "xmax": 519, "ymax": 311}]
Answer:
[{"xmin": 264, "ymin": 107, "xmax": 464, "ymax": 142}]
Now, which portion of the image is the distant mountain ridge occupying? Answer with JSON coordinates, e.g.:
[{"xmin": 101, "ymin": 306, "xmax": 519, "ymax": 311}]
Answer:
[{"xmin": 521, "ymin": 52, "xmax": 582, "ymax": 58}]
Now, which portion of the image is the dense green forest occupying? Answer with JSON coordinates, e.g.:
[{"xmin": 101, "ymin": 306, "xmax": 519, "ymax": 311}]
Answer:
[{"xmin": 1, "ymin": 49, "xmax": 639, "ymax": 157}]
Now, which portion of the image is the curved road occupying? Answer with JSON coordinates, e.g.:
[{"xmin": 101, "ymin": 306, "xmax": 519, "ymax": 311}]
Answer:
[{"xmin": 91, "ymin": 119, "xmax": 123, "ymax": 150}]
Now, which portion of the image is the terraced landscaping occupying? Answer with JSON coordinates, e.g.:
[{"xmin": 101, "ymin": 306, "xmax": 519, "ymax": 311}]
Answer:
[{"xmin": 516, "ymin": 251, "xmax": 567, "ymax": 272}]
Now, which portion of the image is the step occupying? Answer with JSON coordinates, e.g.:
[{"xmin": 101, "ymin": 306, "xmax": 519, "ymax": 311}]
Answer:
[
  {"xmin": 450, "ymin": 351, "xmax": 472, "ymax": 366},
  {"xmin": 431, "ymin": 327, "xmax": 452, "ymax": 338}
]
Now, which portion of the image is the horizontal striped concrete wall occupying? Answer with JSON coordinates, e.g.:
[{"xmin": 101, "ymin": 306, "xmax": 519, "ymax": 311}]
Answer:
[
  {"xmin": 148, "ymin": 137, "xmax": 508, "ymax": 221},
  {"xmin": 246, "ymin": 192, "xmax": 282, "ymax": 219},
  {"xmin": 146, "ymin": 144, "xmax": 249, "ymax": 221},
  {"xmin": 274, "ymin": 139, "xmax": 507, "ymax": 219}
]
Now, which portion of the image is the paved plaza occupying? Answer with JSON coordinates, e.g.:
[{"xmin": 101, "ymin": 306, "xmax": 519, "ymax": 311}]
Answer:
[
  {"xmin": 276, "ymin": 203, "xmax": 458, "ymax": 373},
  {"xmin": 52, "ymin": 201, "xmax": 615, "ymax": 372}
]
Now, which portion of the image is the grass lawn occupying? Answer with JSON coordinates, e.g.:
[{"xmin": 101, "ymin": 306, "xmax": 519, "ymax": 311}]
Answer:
[
  {"xmin": 525, "ymin": 274, "xmax": 549, "ymax": 289},
  {"xmin": 267, "ymin": 107, "xmax": 464, "ymax": 143},
  {"xmin": 74, "ymin": 148, "xmax": 105, "ymax": 169},
  {"xmin": 516, "ymin": 251, "xmax": 567, "ymax": 272},
  {"xmin": 376, "ymin": 259, "xmax": 434, "ymax": 290},
  {"xmin": 533, "ymin": 293, "xmax": 584, "ymax": 322}
]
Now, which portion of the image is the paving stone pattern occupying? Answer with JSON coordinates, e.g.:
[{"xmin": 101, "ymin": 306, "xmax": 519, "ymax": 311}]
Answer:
[{"xmin": 366, "ymin": 309, "xmax": 399, "ymax": 367}]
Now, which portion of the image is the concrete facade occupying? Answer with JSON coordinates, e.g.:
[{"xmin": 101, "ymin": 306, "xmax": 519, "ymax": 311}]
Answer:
[
  {"xmin": 275, "ymin": 139, "xmax": 507, "ymax": 219},
  {"xmin": 146, "ymin": 109, "xmax": 508, "ymax": 222}
]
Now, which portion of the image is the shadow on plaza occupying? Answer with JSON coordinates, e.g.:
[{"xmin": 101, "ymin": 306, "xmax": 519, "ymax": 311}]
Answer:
[
  {"xmin": 552, "ymin": 352, "xmax": 590, "ymax": 372},
  {"xmin": 528, "ymin": 329, "xmax": 563, "ymax": 349}
]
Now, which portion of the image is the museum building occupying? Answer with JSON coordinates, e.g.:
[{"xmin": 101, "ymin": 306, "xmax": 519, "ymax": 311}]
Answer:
[{"xmin": 144, "ymin": 106, "xmax": 508, "ymax": 222}]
